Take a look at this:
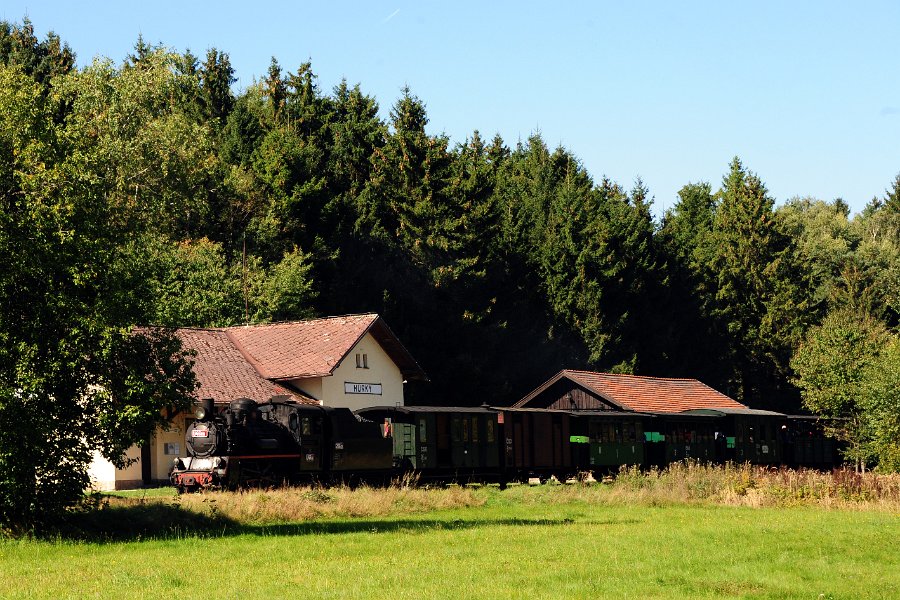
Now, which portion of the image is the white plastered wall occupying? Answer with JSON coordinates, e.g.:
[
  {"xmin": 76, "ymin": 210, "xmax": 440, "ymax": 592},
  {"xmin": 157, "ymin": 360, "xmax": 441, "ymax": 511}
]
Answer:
[
  {"xmin": 87, "ymin": 445, "xmax": 142, "ymax": 491},
  {"xmin": 86, "ymin": 415, "xmax": 192, "ymax": 490},
  {"xmin": 151, "ymin": 417, "xmax": 190, "ymax": 481},
  {"xmin": 313, "ymin": 332, "xmax": 405, "ymax": 411},
  {"xmin": 87, "ymin": 451, "xmax": 118, "ymax": 491}
]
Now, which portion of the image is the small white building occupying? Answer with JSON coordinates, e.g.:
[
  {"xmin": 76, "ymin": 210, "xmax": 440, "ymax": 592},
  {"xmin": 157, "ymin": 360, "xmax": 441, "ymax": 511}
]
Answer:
[{"xmin": 88, "ymin": 314, "xmax": 427, "ymax": 490}]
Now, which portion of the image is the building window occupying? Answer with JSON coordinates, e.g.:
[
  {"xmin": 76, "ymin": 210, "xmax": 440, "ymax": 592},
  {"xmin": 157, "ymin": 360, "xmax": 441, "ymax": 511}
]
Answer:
[{"xmin": 356, "ymin": 353, "xmax": 368, "ymax": 368}]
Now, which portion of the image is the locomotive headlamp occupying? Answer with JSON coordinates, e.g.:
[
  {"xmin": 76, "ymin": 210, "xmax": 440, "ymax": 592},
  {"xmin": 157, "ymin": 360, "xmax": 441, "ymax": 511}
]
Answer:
[{"xmin": 196, "ymin": 398, "xmax": 215, "ymax": 421}]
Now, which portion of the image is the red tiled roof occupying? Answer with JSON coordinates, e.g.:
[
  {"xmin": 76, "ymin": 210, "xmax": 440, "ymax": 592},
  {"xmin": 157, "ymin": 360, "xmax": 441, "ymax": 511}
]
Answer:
[
  {"xmin": 225, "ymin": 314, "xmax": 379, "ymax": 380},
  {"xmin": 176, "ymin": 329, "xmax": 316, "ymax": 405},
  {"xmin": 171, "ymin": 314, "xmax": 425, "ymax": 404},
  {"xmin": 515, "ymin": 369, "xmax": 747, "ymax": 413}
]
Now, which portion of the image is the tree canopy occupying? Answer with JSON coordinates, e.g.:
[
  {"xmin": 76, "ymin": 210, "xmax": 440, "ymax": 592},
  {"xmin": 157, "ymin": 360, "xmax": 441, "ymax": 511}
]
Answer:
[{"xmin": 2, "ymin": 15, "xmax": 900, "ymax": 531}]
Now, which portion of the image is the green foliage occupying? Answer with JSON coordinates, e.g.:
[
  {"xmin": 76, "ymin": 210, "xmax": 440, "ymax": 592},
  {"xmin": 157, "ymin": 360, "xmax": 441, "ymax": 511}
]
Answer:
[
  {"xmin": 254, "ymin": 247, "xmax": 318, "ymax": 322},
  {"xmin": 0, "ymin": 63, "xmax": 196, "ymax": 530},
  {"xmin": 0, "ymin": 18, "xmax": 74, "ymax": 87},
  {"xmin": 656, "ymin": 182, "xmax": 728, "ymax": 383},
  {"xmin": 776, "ymin": 197, "xmax": 857, "ymax": 314},
  {"xmin": 133, "ymin": 235, "xmax": 248, "ymax": 327},
  {"xmin": 200, "ymin": 48, "xmax": 235, "ymax": 126},
  {"xmin": 4, "ymin": 16, "xmax": 900, "ymax": 492},
  {"xmin": 860, "ymin": 340, "xmax": 900, "ymax": 472},
  {"xmin": 791, "ymin": 308, "xmax": 890, "ymax": 469},
  {"xmin": 56, "ymin": 49, "xmax": 218, "ymax": 238},
  {"xmin": 699, "ymin": 158, "xmax": 810, "ymax": 405}
]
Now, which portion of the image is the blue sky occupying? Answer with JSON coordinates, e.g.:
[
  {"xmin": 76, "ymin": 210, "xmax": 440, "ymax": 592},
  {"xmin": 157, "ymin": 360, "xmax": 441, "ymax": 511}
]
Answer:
[{"xmin": 5, "ymin": 1, "xmax": 900, "ymax": 216}]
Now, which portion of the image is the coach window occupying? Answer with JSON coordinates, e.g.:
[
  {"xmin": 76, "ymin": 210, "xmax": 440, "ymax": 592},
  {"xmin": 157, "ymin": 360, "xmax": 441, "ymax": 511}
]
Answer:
[
  {"xmin": 623, "ymin": 422, "xmax": 635, "ymax": 443},
  {"xmin": 418, "ymin": 417, "xmax": 427, "ymax": 443},
  {"xmin": 604, "ymin": 423, "xmax": 614, "ymax": 443}
]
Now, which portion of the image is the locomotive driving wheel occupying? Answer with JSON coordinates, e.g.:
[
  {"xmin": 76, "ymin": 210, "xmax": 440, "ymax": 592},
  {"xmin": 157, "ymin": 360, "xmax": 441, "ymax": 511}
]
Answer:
[{"xmin": 239, "ymin": 461, "xmax": 279, "ymax": 488}]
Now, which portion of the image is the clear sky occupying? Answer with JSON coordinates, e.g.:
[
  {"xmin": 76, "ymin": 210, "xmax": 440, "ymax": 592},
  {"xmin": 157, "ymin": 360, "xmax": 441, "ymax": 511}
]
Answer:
[{"xmin": 5, "ymin": 1, "xmax": 900, "ymax": 217}]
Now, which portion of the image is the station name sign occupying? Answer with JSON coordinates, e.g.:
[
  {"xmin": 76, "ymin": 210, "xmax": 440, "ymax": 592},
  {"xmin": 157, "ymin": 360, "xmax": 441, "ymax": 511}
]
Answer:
[{"xmin": 344, "ymin": 382, "xmax": 383, "ymax": 395}]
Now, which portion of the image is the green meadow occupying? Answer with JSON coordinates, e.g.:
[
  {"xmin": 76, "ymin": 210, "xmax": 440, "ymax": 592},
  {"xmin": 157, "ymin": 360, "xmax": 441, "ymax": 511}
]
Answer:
[{"xmin": 2, "ymin": 479, "xmax": 898, "ymax": 599}]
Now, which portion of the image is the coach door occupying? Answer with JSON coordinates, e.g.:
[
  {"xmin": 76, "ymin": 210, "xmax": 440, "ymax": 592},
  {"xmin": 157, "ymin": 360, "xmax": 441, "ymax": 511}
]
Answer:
[{"xmin": 297, "ymin": 413, "xmax": 324, "ymax": 472}]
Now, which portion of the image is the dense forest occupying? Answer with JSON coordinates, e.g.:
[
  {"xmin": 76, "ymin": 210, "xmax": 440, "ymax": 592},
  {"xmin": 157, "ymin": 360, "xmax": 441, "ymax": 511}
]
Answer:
[{"xmin": 1, "ymin": 18, "xmax": 899, "ymax": 525}]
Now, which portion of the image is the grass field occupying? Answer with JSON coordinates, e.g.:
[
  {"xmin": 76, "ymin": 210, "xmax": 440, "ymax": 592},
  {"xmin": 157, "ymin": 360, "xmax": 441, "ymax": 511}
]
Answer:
[{"xmin": 2, "ymin": 467, "xmax": 899, "ymax": 599}]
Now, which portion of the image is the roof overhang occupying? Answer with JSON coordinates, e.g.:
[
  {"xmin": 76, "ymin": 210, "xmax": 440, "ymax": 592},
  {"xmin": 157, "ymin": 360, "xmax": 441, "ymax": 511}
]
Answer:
[
  {"xmin": 364, "ymin": 317, "xmax": 429, "ymax": 383},
  {"xmin": 680, "ymin": 408, "xmax": 787, "ymax": 417}
]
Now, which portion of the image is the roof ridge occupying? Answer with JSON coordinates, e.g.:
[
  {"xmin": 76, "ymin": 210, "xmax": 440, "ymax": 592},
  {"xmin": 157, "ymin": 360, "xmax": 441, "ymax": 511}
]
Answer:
[
  {"xmin": 152, "ymin": 325, "xmax": 229, "ymax": 333},
  {"xmin": 224, "ymin": 313, "xmax": 379, "ymax": 330},
  {"xmin": 565, "ymin": 369, "xmax": 703, "ymax": 383}
]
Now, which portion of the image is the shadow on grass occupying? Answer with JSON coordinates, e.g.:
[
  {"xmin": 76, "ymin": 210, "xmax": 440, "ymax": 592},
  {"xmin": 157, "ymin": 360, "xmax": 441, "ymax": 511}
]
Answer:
[{"xmin": 40, "ymin": 504, "xmax": 638, "ymax": 543}]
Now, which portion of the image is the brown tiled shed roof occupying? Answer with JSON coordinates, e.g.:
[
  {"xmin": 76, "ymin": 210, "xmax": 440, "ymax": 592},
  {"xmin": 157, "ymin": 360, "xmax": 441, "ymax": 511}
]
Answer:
[
  {"xmin": 514, "ymin": 369, "xmax": 747, "ymax": 413},
  {"xmin": 176, "ymin": 328, "xmax": 316, "ymax": 405}
]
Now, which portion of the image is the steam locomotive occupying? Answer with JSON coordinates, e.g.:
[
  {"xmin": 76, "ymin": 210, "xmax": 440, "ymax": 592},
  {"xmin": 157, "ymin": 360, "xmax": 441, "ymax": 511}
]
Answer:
[
  {"xmin": 171, "ymin": 397, "xmax": 392, "ymax": 492},
  {"xmin": 171, "ymin": 397, "xmax": 840, "ymax": 492}
]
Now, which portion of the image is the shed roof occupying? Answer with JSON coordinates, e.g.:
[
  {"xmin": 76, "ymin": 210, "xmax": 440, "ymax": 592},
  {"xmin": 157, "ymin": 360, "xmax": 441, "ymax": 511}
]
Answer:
[{"xmin": 514, "ymin": 369, "xmax": 747, "ymax": 414}]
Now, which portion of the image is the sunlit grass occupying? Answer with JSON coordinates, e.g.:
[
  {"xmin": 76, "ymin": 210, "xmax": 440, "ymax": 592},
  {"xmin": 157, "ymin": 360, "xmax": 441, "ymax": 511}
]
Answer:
[
  {"xmin": 3, "ymin": 470, "xmax": 899, "ymax": 599},
  {"xmin": 2, "ymin": 502, "xmax": 896, "ymax": 599}
]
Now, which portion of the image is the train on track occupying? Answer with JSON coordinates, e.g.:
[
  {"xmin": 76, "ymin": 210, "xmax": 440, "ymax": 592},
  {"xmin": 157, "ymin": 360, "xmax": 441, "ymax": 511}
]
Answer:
[{"xmin": 170, "ymin": 397, "xmax": 840, "ymax": 492}]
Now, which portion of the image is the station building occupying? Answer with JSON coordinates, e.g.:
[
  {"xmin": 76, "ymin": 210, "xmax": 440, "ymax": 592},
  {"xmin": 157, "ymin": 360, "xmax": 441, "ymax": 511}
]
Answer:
[{"xmin": 88, "ymin": 313, "xmax": 426, "ymax": 490}]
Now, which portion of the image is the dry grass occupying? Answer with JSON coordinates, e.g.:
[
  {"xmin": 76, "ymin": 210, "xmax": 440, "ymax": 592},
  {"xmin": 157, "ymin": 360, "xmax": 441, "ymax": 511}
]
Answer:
[
  {"xmin": 88, "ymin": 463, "xmax": 900, "ymax": 535},
  {"xmin": 549, "ymin": 462, "xmax": 900, "ymax": 510},
  {"xmin": 102, "ymin": 481, "xmax": 486, "ymax": 525}
]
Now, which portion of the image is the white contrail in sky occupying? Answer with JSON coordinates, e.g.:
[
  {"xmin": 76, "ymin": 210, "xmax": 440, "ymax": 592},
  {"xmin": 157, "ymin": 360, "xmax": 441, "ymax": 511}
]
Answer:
[{"xmin": 382, "ymin": 9, "xmax": 400, "ymax": 24}]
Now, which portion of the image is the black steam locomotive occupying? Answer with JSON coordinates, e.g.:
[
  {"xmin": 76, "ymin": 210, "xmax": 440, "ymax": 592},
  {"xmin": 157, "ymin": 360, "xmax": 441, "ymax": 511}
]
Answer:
[
  {"xmin": 171, "ymin": 397, "xmax": 841, "ymax": 492},
  {"xmin": 171, "ymin": 397, "xmax": 392, "ymax": 492}
]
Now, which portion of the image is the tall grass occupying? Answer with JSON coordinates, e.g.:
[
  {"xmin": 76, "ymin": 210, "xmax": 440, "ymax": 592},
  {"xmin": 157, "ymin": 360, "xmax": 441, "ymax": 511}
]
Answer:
[
  {"xmin": 99, "ymin": 464, "xmax": 900, "ymax": 523},
  {"xmin": 54, "ymin": 463, "xmax": 898, "ymax": 541},
  {"xmin": 582, "ymin": 462, "xmax": 900, "ymax": 510},
  {"xmin": 100, "ymin": 482, "xmax": 486, "ymax": 526}
]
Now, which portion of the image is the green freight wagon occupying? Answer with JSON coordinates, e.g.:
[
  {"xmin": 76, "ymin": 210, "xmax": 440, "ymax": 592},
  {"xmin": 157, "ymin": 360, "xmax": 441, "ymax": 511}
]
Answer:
[{"xmin": 566, "ymin": 410, "xmax": 652, "ymax": 472}]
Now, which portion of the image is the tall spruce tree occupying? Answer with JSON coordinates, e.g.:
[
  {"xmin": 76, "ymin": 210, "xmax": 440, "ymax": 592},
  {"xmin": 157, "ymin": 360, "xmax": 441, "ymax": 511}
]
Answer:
[
  {"xmin": 702, "ymin": 158, "xmax": 809, "ymax": 407},
  {"xmin": 200, "ymin": 48, "xmax": 236, "ymax": 126}
]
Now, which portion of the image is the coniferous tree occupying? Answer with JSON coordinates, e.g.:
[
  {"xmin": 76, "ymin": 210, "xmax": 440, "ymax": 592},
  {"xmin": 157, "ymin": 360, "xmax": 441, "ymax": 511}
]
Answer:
[
  {"xmin": 201, "ymin": 48, "xmax": 236, "ymax": 126},
  {"xmin": 0, "ymin": 18, "xmax": 74, "ymax": 87},
  {"xmin": 701, "ymin": 158, "xmax": 809, "ymax": 406},
  {"xmin": 657, "ymin": 182, "xmax": 728, "ymax": 383}
]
